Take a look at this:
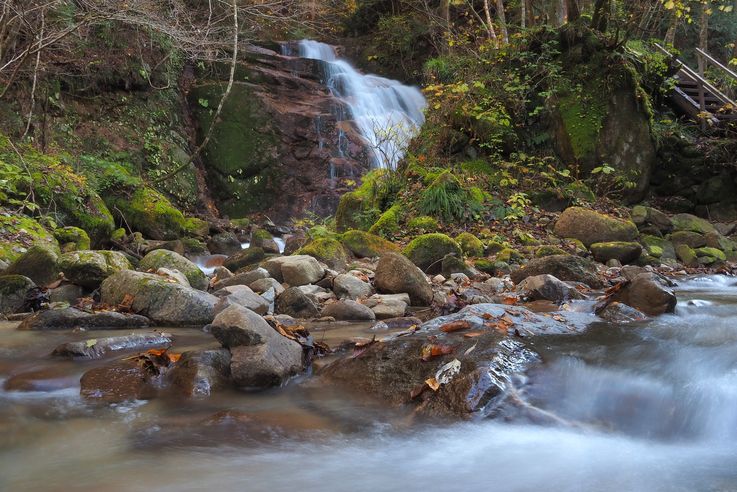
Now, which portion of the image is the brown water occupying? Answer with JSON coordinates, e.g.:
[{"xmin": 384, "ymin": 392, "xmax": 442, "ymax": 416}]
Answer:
[{"xmin": 3, "ymin": 277, "xmax": 737, "ymax": 491}]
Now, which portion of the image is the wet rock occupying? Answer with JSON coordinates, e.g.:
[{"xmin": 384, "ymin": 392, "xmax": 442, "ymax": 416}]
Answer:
[
  {"xmin": 212, "ymin": 267, "xmax": 270, "ymax": 291},
  {"xmin": 213, "ymin": 285, "xmax": 269, "ymax": 315},
  {"xmin": 610, "ymin": 273, "xmax": 677, "ymax": 316},
  {"xmin": 18, "ymin": 307, "xmax": 150, "ymax": 331},
  {"xmin": 58, "ymin": 250, "xmax": 131, "ymax": 289},
  {"xmin": 333, "ymin": 273, "xmax": 373, "ymax": 300},
  {"xmin": 517, "ymin": 274, "xmax": 584, "ymax": 303},
  {"xmin": 211, "ymin": 304, "xmax": 303, "ymax": 389},
  {"xmin": 597, "ymin": 302, "xmax": 647, "ymax": 323},
  {"xmin": 207, "ymin": 232, "xmax": 242, "ymax": 256},
  {"xmin": 275, "ymin": 287, "xmax": 320, "ymax": 319},
  {"xmin": 80, "ymin": 361, "xmax": 157, "ymax": 403},
  {"xmin": 374, "ymin": 253, "xmax": 433, "ymax": 306},
  {"xmin": 363, "ymin": 293, "xmax": 409, "ymax": 320},
  {"xmin": 511, "ymin": 254, "xmax": 603, "ymax": 288},
  {"xmin": 169, "ymin": 349, "xmax": 231, "ymax": 397},
  {"xmin": 138, "ymin": 249, "xmax": 208, "ymax": 291},
  {"xmin": 4, "ymin": 245, "xmax": 59, "ymax": 287},
  {"xmin": 154, "ymin": 267, "xmax": 190, "ymax": 287},
  {"xmin": 263, "ymin": 255, "xmax": 325, "ymax": 286},
  {"xmin": 249, "ymin": 277, "xmax": 285, "ymax": 296},
  {"xmin": 403, "ymin": 233, "xmax": 463, "ymax": 274},
  {"xmin": 322, "ymin": 300, "xmax": 376, "ymax": 321},
  {"xmin": 382, "ymin": 316, "xmax": 422, "ymax": 329},
  {"xmin": 48, "ymin": 283, "xmax": 84, "ymax": 304},
  {"xmin": 0, "ymin": 275, "xmax": 36, "ymax": 315},
  {"xmin": 52, "ymin": 333, "xmax": 171, "ymax": 358},
  {"xmin": 251, "ymin": 228, "xmax": 280, "ymax": 254},
  {"xmin": 223, "ymin": 247, "xmax": 266, "ymax": 272},
  {"xmin": 4, "ymin": 367, "xmax": 78, "ymax": 392},
  {"xmin": 101, "ymin": 270, "xmax": 217, "ymax": 326},
  {"xmin": 590, "ymin": 241, "xmax": 642, "ymax": 264},
  {"xmin": 554, "ymin": 207, "xmax": 638, "ymax": 247}
]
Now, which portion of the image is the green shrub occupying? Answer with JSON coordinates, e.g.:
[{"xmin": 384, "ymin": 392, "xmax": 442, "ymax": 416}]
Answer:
[{"xmin": 419, "ymin": 171, "xmax": 483, "ymax": 222}]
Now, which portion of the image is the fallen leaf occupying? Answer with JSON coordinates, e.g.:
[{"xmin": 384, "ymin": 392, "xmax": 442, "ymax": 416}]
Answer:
[
  {"xmin": 425, "ymin": 377, "xmax": 440, "ymax": 391},
  {"xmin": 463, "ymin": 331, "xmax": 483, "ymax": 338},
  {"xmin": 464, "ymin": 342, "xmax": 478, "ymax": 355},
  {"xmin": 85, "ymin": 339, "xmax": 97, "ymax": 348},
  {"xmin": 118, "ymin": 294, "xmax": 134, "ymax": 312},
  {"xmin": 421, "ymin": 343, "xmax": 454, "ymax": 361},
  {"xmin": 502, "ymin": 296, "xmax": 518, "ymax": 305},
  {"xmin": 440, "ymin": 320, "xmax": 471, "ymax": 333}
]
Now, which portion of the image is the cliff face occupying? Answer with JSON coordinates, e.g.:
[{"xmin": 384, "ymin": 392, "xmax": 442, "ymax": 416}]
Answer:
[{"xmin": 190, "ymin": 43, "xmax": 370, "ymax": 222}]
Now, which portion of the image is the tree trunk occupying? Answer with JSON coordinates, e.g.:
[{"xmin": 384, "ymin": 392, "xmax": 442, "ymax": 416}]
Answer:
[
  {"xmin": 495, "ymin": 0, "xmax": 509, "ymax": 44},
  {"xmin": 591, "ymin": 0, "xmax": 609, "ymax": 32},
  {"xmin": 566, "ymin": 0, "xmax": 580, "ymax": 22},
  {"xmin": 482, "ymin": 0, "xmax": 500, "ymax": 47},
  {"xmin": 698, "ymin": 1, "xmax": 709, "ymax": 75},
  {"xmin": 520, "ymin": 0, "xmax": 526, "ymax": 29}
]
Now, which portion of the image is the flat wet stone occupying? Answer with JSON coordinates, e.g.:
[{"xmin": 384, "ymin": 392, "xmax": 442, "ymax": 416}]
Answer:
[
  {"xmin": 18, "ymin": 308, "xmax": 150, "ymax": 331},
  {"xmin": 52, "ymin": 333, "xmax": 172, "ymax": 359},
  {"xmin": 80, "ymin": 361, "xmax": 157, "ymax": 403}
]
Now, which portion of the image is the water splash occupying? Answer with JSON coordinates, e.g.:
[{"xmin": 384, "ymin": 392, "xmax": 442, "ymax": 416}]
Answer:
[{"xmin": 297, "ymin": 39, "xmax": 426, "ymax": 170}]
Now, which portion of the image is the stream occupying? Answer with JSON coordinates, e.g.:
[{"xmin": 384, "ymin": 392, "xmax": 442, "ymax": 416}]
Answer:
[{"xmin": 2, "ymin": 276, "xmax": 737, "ymax": 491}]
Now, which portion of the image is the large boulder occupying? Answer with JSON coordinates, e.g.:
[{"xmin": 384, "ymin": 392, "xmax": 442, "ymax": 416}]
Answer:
[
  {"xmin": 297, "ymin": 238, "xmax": 348, "ymax": 271},
  {"xmin": 18, "ymin": 308, "xmax": 150, "ymax": 331},
  {"xmin": 212, "ymin": 267, "xmax": 269, "ymax": 291},
  {"xmin": 362, "ymin": 293, "xmax": 409, "ymax": 319},
  {"xmin": 213, "ymin": 285, "xmax": 269, "ymax": 315},
  {"xmin": 340, "ymin": 230, "xmax": 399, "ymax": 258},
  {"xmin": 671, "ymin": 213, "xmax": 715, "ymax": 235},
  {"xmin": 54, "ymin": 226, "xmax": 91, "ymax": 252},
  {"xmin": 58, "ymin": 250, "xmax": 131, "ymax": 289},
  {"xmin": 275, "ymin": 287, "xmax": 320, "ymax": 319},
  {"xmin": 263, "ymin": 255, "xmax": 325, "ymax": 286},
  {"xmin": 138, "ymin": 249, "xmax": 208, "ymax": 290},
  {"xmin": 511, "ymin": 254, "xmax": 603, "ymax": 288},
  {"xmin": 207, "ymin": 232, "xmax": 242, "ymax": 255},
  {"xmin": 100, "ymin": 270, "xmax": 218, "ymax": 325},
  {"xmin": 322, "ymin": 300, "xmax": 376, "ymax": 321},
  {"xmin": 0, "ymin": 215, "xmax": 59, "ymax": 263},
  {"xmin": 589, "ymin": 241, "xmax": 642, "ymax": 264},
  {"xmin": 517, "ymin": 274, "xmax": 584, "ymax": 303},
  {"xmin": 610, "ymin": 273, "xmax": 677, "ymax": 316},
  {"xmin": 554, "ymin": 207, "xmax": 638, "ymax": 247},
  {"xmin": 631, "ymin": 206, "xmax": 672, "ymax": 234},
  {"xmin": 52, "ymin": 333, "xmax": 170, "ymax": 358},
  {"xmin": 168, "ymin": 349, "xmax": 232, "ymax": 397},
  {"xmin": 4, "ymin": 245, "xmax": 59, "ymax": 287},
  {"xmin": 0, "ymin": 275, "xmax": 36, "ymax": 315},
  {"xmin": 402, "ymin": 233, "xmax": 463, "ymax": 274},
  {"xmin": 374, "ymin": 253, "xmax": 433, "ymax": 306},
  {"xmin": 223, "ymin": 247, "xmax": 266, "ymax": 272},
  {"xmin": 210, "ymin": 304, "xmax": 303, "ymax": 389},
  {"xmin": 333, "ymin": 273, "xmax": 373, "ymax": 300}
]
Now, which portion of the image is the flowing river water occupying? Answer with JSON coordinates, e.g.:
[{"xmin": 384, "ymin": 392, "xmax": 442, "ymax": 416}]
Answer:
[{"xmin": 2, "ymin": 276, "xmax": 737, "ymax": 491}]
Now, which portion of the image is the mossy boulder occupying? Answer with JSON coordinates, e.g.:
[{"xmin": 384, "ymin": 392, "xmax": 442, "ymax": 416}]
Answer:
[
  {"xmin": 106, "ymin": 187, "xmax": 188, "ymax": 241},
  {"xmin": 669, "ymin": 231, "xmax": 706, "ymax": 249},
  {"xmin": 251, "ymin": 228, "xmax": 280, "ymax": 254},
  {"xmin": 340, "ymin": 230, "xmax": 399, "ymax": 258},
  {"xmin": 58, "ymin": 191, "xmax": 115, "ymax": 247},
  {"xmin": 0, "ymin": 215, "xmax": 59, "ymax": 262},
  {"xmin": 0, "ymin": 275, "xmax": 36, "ymax": 314},
  {"xmin": 183, "ymin": 217, "xmax": 210, "ymax": 238},
  {"xmin": 297, "ymin": 238, "xmax": 349, "ymax": 271},
  {"xmin": 641, "ymin": 235, "xmax": 676, "ymax": 261},
  {"xmin": 403, "ymin": 233, "xmax": 463, "ymax": 274},
  {"xmin": 589, "ymin": 241, "xmax": 642, "ymax": 265},
  {"xmin": 408, "ymin": 216, "xmax": 439, "ymax": 233},
  {"xmin": 223, "ymin": 247, "xmax": 265, "ymax": 272},
  {"xmin": 441, "ymin": 254, "xmax": 474, "ymax": 278},
  {"xmin": 695, "ymin": 247, "xmax": 727, "ymax": 265},
  {"xmin": 496, "ymin": 248, "xmax": 523, "ymax": 264},
  {"xmin": 368, "ymin": 204, "xmax": 402, "ymax": 238},
  {"xmin": 4, "ymin": 245, "xmax": 60, "ymax": 287},
  {"xmin": 631, "ymin": 205, "xmax": 672, "ymax": 233},
  {"xmin": 59, "ymin": 250, "xmax": 132, "ymax": 289},
  {"xmin": 486, "ymin": 241, "xmax": 506, "ymax": 255},
  {"xmin": 54, "ymin": 227, "xmax": 91, "ymax": 252},
  {"xmin": 674, "ymin": 244, "xmax": 698, "ymax": 267},
  {"xmin": 455, "ymin": 232, "xmax": 484, "ymax": 258},
  {"xmin": 138, "ymin": 249, "xmax": 208, "ymax": 290},
  {"xmin": 535, "ymin": 245, "xmax": 567, "ymax": 258},
  {"xmin": 335, "ymin": 170, "xmax": 391, "ymax": 232},
  {"xmin": 671, "ymin": 214, "xmax": 715, "ymax": 235},
  {"xmin": 474, "ymin": 259, "xmax": 496, "ymax": 275},
  {"xmin": 554, "ymin": 207, "xmax": 638, "ymax": 247},
  {"xmin": 705, "ymin": 232, "xmax": 737, "ymax": 255},
  {"xmin": 336, "ymin": 192, "xmax": 370, "ymax": 233}
]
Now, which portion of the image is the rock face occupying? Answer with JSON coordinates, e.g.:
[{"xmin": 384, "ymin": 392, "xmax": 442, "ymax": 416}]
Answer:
[
  {"xmin": 403, "ymin": 233, "xmax": 463, "ymax": 274},
  {"xmin": 263, "ymin": 255, "xmax": 325, "ymax": 286},
  {"xmin": 101, "ymin": 270, "xmax": 217, "ymax": 325},
  {"xmin": 275, "ymin": 287, "xmax": 320, "ymax": 319},
  {"xmin": 511, "ymin": 254, "xmax": 603, "ymax": 288},
  {"xmin": 517, "ymin": 274, "xmax": 584, "ymax": 302},
  {"xmin": 58, "ymin": 250, "xmax": 131, "ymax": 289},
  {"xmin": 210, "ymin": 304, "xmax": 303, "ymax": 389},
  {"xmin": 190, "ymin": 44, "xmax": 370, "ymax": 221},
  {"xmin": 611, "ymin": 273, "xmax": 677, "ymax": 316},
  {"xmin": 374, "ymin": 253, "xmax": 433, "ymax": 306},
  {"xmin": 18, "ymin": 308, "xmax": 150, "ymax": 331},
  {"xmin": 138, "ymin": 249, "xmax": 208, "ymax": 290},
  {"xmin": 4, "ymin": 246, "xmax": 59, "ymax": 287},
  {"xmin": 554, "ymin": 207, "xmax": 638, "ymax": 247},
  {"xmin": 0, "ymin": 275, "xmax": 35, "ymax": 315}
]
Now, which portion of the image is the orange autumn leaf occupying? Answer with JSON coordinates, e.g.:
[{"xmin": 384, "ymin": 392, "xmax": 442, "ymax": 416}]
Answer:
[
  {"xmin": 440, "ymin": 320, "xmax": 471, "ymax": 333},
  {"xmin": 502, "ymin": 296, "xmax": 518, "ymax": 305},
  {"xmin": 425, "ymin": 377, "xmax": 440, "ymax": 391},
  {"xmin": 421, "ymin": 343, "xmax": 454, "ymax": 361},
  {"xmin": 463, "ymin": 331, "xmax": 484, "ymax": 338}
]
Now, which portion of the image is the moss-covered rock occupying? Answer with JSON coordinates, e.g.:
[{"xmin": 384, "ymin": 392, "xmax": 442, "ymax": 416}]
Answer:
[
  {"xmin": 106, "ymin": 187, "xmax": 188, "ymax": 241},
  {"xmin": 441, "ymin": 254, "xmax": 474, "ymax": 278},
  {"xmin": 589, "ymin": 241, "xmax": 642, "ymax": 265},
  {"xmin": 54, "ymin": 227, "xmax": 91, "ymax": 252},
  {"xmin": 474, "ymin": 258, "xmax": 496, "ymax": 274},
  {"xmin": 0, "ymin": 274, "xmax": 36, "ymax": 314},
  {"xmin": 669, "ymin": 231, "xmax": 706, "ymax": 249},
  {"xmin": 674, "ymin": 244, "xmax": 698, "ymax": 267},
  {"xmin": 0, "ymin": 215, "xmax": 59, "ymax": 262},
  {"xmin": 641, "ymin": 235, "xmax": 676, "ymax": 261},
  {"xmin": 455, "ymin": 232, "xmax": 484, "ymax": 258},
  {"xmin": 695, "ymin": 247, "xmax": 727, "ymax": 263},
  {"xmin": 4, "ymin": 245, "xmax": 60, "ymax": 287},
  {"xmin": 407, "ymin": 216, "xmax": 439, "ymax": 233},
  {"xmin": 554, "ymin": 207, "xmax": 638, "ymax": 247},
  {"xmin": 182, "ymin": 217, "xmax": 210, "ymax": 238},
  {"xmin": 297, "ymin": 238, "xmax": 349, "ymax": 271},
  {"xmin": 58, "ymin": 250, "xmax": 131, "ymax": 289},
  {"xmin": 486, "ymin": 241, "xmax": 506, "ymax": 255},
  {"xmin": 340, "ymin": 230, "xmax": 399, "ymax": 258},
  {"xmin": 138, "ymin": 249, "xmax": 208, "ymax": 290},
  {"xmin": 535, "ymin": 245, "xmax": 567, "ymax": 258},
  {"xmin": 671, "ymin": 214, "xmax": 715, "ymax": 235},
  {"xmin": 403, "ymin": 233, "xmax": 463, "ymax": 274},
  {"xmin": 496, "ymin": 248, "xmax": 523, "ymax": 264},
  {"xmin": 335, "ymin": 170, "xmax": 393, "ymax": 233},
  {"xmin": 223, "ymin": 247, "xmax": 265, "ymax": 272},
  {"xmin": 368, "ymin": 204, "xmax": 402, "ymax": 238},
  {"xmin": 251, "ymin": 228, "xmax": 279, "ymax": 254},
  {"xmin": 631, "ymin": 205, "xmax": 672, "ymax": 233}
]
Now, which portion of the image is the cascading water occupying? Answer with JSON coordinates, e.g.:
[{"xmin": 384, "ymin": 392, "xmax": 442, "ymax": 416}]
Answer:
[{"xmin": 296, "ymin": 39, "xmax": 426, "ymax": 170}]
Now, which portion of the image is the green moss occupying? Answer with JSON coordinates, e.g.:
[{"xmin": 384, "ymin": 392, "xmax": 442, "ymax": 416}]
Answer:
[
  {"xmin": 455, "ymin": 232, "xmax": 484, "ymax": 257},
  {"xmin": 0, "ymin": 274, "xmax": 35, "ymax": 296},
  {"xmin": 496, "ymin": 247, "xmax": 523, "ymax": 264},
  {"xmin": 557, "ymin": 88, "xmax": 607, "ymax": 160},
  {"xmin": 407, "ymin": 216, "xmax": 439, "ymax": 232},
  {"xmin": 474, "ymin": 258, "xmax": 496, "ymax": 274},
  {"xmin": 418, "ymin": 170, "xmax": 483, "ymax": 222},
  {"xmin": 368, "ymin": 204, "xmax": 402, "ymax": 238},
  {"xmin": 335, "ymin": 170, "xmax": 395, "ymax": 232},
  {"xmin": 183, "ymin": 217, "xmax": 209, "ymax": 238},
  {"xmin": 695, "ymin": 247, "xmax": 727, "ymax": 262},
  {"xmin": 460, "ymin": 159, "xmax": 494, "ymax": 176},
  {"xmin": 297, "ymin": 238, "xmax": 348, "ymax": 270},
  {"xmin": 138, "ymin": 249, "xmax": 207, "ymax": 290},
  {"xmin": 402, "ymin": 233, "xmax": 463, "ymax": 272},
  {"xmin": 535, "ymin": 245, "xmax": 567, "ymax": 257},
  {"xmin": 181, "ymin": 237, "xmax": 208, "ymax": 255},
  {"xmin": 106, "ymin": 186, "xmax": 187, "ymax": 240},
  {"xmin": 340, "ymin": 230, "xmax": 399, "ymax": 258},
  {"xmin": 0, "ymin": 215, "xmax": 59, "ymax": 262},
  {"xmin": 111, "ymin": 228, "xmax": 126, "ymax": 242},
  {"xmin": 486, "ymin": 241, "xmax": 506, "ymax": 255},
  {"xmin": 54, "ymin": 227, "xmax": 91, "ymax": 251}
]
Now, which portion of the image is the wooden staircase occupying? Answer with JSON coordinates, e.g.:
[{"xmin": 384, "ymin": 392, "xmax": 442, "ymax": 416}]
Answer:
[{"xmin": 655, "ymin": 44, "xmax": 737, "ymax": 128}]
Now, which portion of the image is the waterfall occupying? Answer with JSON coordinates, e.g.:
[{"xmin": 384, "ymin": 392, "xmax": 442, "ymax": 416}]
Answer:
[{"xmin": 297, "ymin": 39, "xmax": 426, "ymax": 170}]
